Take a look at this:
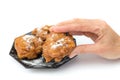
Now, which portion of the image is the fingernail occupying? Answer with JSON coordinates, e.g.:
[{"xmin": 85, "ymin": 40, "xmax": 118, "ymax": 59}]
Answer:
[
  {"xmin": 69, "ymin": 53, "xmax": 77, "ymax": 58},
  {"xmin": 50, "ymin": 26, "xmax": 55, "ymax": 32}
]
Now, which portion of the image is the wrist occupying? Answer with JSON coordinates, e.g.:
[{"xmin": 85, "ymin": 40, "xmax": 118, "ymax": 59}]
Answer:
[
  {"xmin": 106, "ymin": 37, "xmax": 120, "ymax": 59},
  {"xmin": 115, "ymin": 37, "xmax": 120, "ymax": 59}
]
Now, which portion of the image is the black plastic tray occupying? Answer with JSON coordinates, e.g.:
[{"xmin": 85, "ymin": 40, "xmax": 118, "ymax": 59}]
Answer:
[{"xmin": 9, "ymin": 32, "xmax": 76, "ymax": 69}]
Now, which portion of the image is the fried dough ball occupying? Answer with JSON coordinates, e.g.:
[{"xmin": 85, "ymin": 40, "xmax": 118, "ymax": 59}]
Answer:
[
  {"xmin": 42, "ymin": 32, "xmax": 76, "ymax": 62},
  {"xmin": 32, "ymin": 25, "xmax": 51, "ymax": 40},
  {"xmin": 14, "ymin": 35, "xmax": 43, "ymax": 59},
  {"xmin": 15, "ymin": 25, "xmax": 76, "ymax": 63}
]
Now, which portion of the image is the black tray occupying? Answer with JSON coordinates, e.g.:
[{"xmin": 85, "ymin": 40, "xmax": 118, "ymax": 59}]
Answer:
[{"xmin": 9, "ymin": 32, "xmax": 76, "ymax": 69}]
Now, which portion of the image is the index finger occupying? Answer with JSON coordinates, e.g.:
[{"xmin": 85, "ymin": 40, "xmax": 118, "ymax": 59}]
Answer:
[{"xmin": 50, "ymin": 18, "xmax": 104, "ymax": 35}]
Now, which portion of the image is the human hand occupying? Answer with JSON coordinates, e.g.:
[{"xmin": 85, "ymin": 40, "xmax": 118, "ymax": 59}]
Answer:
[{"xmin": 50, "ymin": 18, "xmax": 120, "ymax": 59}]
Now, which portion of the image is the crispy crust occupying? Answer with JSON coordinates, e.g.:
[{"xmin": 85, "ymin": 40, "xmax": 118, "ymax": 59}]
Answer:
[
  {"xmin": 42, "ymin": 32, "xmax": 76, "ymax": 62},
  {"xmin": 15, "ymin": 25, "xmax": 76, "ymax": 62},
  {"xmin": 14, "ymin": 35, "xmax": 43, "ymax": 59}
]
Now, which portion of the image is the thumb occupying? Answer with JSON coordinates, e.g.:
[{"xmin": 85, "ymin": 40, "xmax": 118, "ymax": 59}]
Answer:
[{"xmin": 69, "ymin": 44, "xmax": 98, "ymax": 58}]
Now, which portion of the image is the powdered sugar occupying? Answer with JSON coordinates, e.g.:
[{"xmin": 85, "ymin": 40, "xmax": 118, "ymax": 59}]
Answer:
[
  {"xmin": 37, "ymin": 27, "xmax": 41, "ymax": 33},
  {"xmin": 51, "ymin": 38, "xmax": 65, "ymax": 49},
  {"xmin": 22, "ymin": 35, "xmax": 35, "ymax": 50},
  {"xmin": 38, "ymin": 37, "xmax": 43, "ymax": 43},
  {"xmin": 23, "ymin": 35, "xmax": 35, "ymax": 43}
]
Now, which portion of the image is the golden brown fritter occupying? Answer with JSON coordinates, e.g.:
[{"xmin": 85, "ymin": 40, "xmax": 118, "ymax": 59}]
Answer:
[
  {"xmin": 15, "ymin": 25, "xmax": 76, "ymax": 63},
  {"xmin": 32, "ymin": 25, "xmax": 51, "ymax": 40},
  {"xmin": 14, "ymin": 35, "xmax": 43, "ymax": 59},
  {"xmin": 42, "ymin": 32, "xmax": 76, "ymax": 62}
]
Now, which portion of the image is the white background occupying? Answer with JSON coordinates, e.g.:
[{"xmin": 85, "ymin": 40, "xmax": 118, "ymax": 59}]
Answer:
[{"xmin": 0, "ymin": 0, "xmax": 120, "ymax": 80}]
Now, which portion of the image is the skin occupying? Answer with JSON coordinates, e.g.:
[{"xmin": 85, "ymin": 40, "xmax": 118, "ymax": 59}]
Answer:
[{"xmin": 50, "ymin": 18, "xmax": 120, "ymax": 60}]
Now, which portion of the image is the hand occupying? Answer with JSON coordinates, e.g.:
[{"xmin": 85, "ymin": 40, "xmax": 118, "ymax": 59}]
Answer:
[{"xmin": 50, "ymin": 18, "xmax": 120, "ymax": 59}]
